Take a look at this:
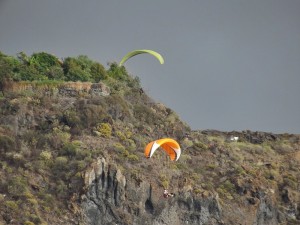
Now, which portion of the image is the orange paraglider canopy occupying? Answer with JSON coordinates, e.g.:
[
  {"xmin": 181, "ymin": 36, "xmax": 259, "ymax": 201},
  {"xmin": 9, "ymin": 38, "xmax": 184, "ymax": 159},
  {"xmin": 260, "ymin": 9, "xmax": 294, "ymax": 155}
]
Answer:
[{"xmin": 144, "ymin": 138, "xmax": 181, "ymax": 161}]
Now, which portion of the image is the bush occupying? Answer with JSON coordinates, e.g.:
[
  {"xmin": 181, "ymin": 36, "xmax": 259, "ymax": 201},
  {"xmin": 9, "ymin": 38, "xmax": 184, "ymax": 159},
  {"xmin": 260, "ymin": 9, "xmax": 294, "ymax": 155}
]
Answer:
[
  {"xmin": 104, "ymin": 94, "xmax": 131, "ymax": 120},
  {"xmin": 97, "ymin": 123, "xmax": 112, "ymax": 138},
  {"xmin": 39, "ymin": 151, "xmax": 52, "ymax": 162},
  {"xmin": 49, "ymin": 126, "xmax": 71, "ymax": 149},
  {"xmin": 19, "ymin": 64, "xmax": 48, "ymax": 81},
  {"xmin": 125, "ymin": 139, "xmax": 136, "ymax": 151},
  {"xmin": 0, "ymin": 135, "xmax": 15, "ymax": 152},
  {"xmin": 53, "ymin": 156, "xmax": 68, "ymax": 171},
  {"xmin": 30, "ymin": 52, "xmax": 61, "ymax": 70},
  {"xmin": 133, "ymin": 104, "xmax": 159, "ymax": 125},
  {"xmin": 60, "ymin": 142, "xmax": 80, "ymax": 157},
  {"xmin": 127, "ymin": 154, "xmax": 139, "ymax": 162},
  {"xmin": 193, "ymin": 142, "xmax": 208, "ymax": 151},
  {"xmin": 107, "ymin": 62, "xmax": 129, "ymax": 81},
  {"xmin": 63, "ymin": 56, "xmax": 92, "ymax": 82},
  {"xmin": 28, "ymin": 52, "xmax": 64, "ymax": 82},
  {"xmin": 55, "ymin": 180, "xmax": 68, "ymax": 197},
  {"xmin": 7, "ymin": 175, "xmax": 28, "ymax": 197},
  {"xmin": 28, "ymin": 214, "xmax": 42, "ymax": 224},
  {"xmin": 90, "ymin": 62, "xmax": 108, "ymax": 82},
  {"xmin": 116, "ymin": 131, "xmax": 126, "ymax": 141},
  {"xmin": 217, "ymin": 180, "xmax": 236, "ymax": 200},
  {"xmin": 127, "ymin": 76, "xmax": 141, "ymax": 89},
  {"xmin": 159, "ymin": 174, "xmax": 169, "ymax": 189},
  {"xmin": 62, "ymin": 110, "xmax": 81, "ymax": 128},
  {"xmin": 113, "ymin": 143, "xmax": 126, "ymax": 152},
  {"xmin": 4, "ymin": 200, "xmax": 19, "ymax": 211}
]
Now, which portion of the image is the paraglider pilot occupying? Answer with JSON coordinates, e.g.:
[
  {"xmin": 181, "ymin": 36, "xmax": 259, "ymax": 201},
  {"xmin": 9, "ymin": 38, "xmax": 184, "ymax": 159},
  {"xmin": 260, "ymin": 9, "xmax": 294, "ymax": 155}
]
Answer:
[
  {"xmin": 163, "ymin": 189, "xmax": 175, "ymax": 198},
  {"xmin": 163, "ymin": 189, "xmax": 169, "ymax": 198}
]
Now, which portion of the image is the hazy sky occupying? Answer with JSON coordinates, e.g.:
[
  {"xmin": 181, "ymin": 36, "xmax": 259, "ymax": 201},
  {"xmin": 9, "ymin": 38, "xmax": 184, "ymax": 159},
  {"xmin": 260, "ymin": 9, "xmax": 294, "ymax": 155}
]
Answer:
[{"xmin": 1, "ymin": 0, "xmax": 300, "ymax": 134}]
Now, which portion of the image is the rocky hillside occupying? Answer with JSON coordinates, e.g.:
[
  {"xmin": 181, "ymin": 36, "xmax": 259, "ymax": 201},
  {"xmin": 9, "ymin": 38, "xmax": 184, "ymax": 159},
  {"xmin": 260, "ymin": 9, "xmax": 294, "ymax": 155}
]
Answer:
[{"xmin": 0, "ymin": 53, "xmax": 300, "ymax": 225}]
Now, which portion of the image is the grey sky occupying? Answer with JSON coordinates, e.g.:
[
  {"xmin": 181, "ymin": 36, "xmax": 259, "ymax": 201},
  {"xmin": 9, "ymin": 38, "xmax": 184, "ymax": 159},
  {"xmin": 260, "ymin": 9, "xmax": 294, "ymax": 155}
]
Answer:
[{"xmin": 1, "ymin": 0, "xmax": 300, "ymax": 134}]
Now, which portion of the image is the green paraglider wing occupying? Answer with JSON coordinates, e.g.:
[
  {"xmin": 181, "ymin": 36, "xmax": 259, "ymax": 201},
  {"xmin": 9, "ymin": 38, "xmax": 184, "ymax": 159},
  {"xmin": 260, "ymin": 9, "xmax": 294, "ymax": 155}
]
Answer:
[{"xmin": 119, "ymin": 49, "xmax": 164, "ymax": 66}]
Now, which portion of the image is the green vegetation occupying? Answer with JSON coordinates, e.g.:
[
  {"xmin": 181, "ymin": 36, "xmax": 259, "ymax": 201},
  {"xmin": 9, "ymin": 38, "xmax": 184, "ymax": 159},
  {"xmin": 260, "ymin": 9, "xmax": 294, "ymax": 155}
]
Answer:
[
  {"xmin": 97, "ymin": 123, "xmax": 112, "ymax": 138},
  {"xmin": 0, "ymin": 51, "xmax": 109, "ymax": 83}
]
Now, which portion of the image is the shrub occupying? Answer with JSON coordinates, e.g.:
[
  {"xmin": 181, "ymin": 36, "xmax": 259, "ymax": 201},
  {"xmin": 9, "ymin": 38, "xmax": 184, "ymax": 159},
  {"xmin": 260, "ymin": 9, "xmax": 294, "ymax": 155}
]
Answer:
[
  {"xmin": 60, "ymin": 142, "xmax": 80, "ymax": 157},
  {"xmin": 125, "ymin": 139, "xmax": 136, "ymax": 151},
  {"xmin": 273, "ymin": 142, "xmax": 294, "ymax": 154},
  {"xmin": 30, "ymin": 52, "xmax": 62, "ymax": 71},
  {"xmin": 113, "ymin": 143, "xmax": 126, "ymax": 152},
  {"xmin": 283, "ymin": 174, "xmax": 298, "ymax": 189},
  {"xmin": 179, "ymin": 154, "xmax": 192, "ymax": 164},
  {"xmin": 165, "ymin": 112, "xmax": 178, "ymax": 124},
  {"xmin": 127, "ymin": 154, "xmax": 139, "ymax": 162},
  {"xmin": 62, "ymin": 110, "xmax": 81, "ymax": 128},
  {"xmin": 29, "ymin": 214, "xmax": 42, "ymax": 224},
  {"xmin": 75, "ymin": 160, "xmax": 88, "ymax": 171},
  {"xmin": 217, "ymin": 180, "xmax": 236, "ymax": 200},
  {"xmin": 133, "ymin": 104, "xmax": 159, "ymax": 125},
  {"xmin": 10, "ymin": 152, "xmax": 25, "ymax": 165},
  {"xmin": 122, "ymin": 149, "xmax": 130, "ymax": 157},
  {"xmin": 27, "ymin": 197, "xmax": 38, "ymax": 206},
  {"xmin": 127, "ymin": 76, "xmax": 141, "ymax": 89},
  {"xmin": 0, "ymin": 135, "xmax": 15, "ymax": 152},
  {"xmin": 90, "ymin": 62, "xmax": 108, "ymax": 82},
  {"xmin": 104, "ymin": 95, "xmax": 131, "ymax": 120},
  {"xmin": 234, "ymin": 166, "xmax": 246, "ymax": 176},
  {"xmin": 7, "ymin": 175, "xmax": 28, "ymax": 197},
  {"xmin": 107, "ymin": 62, "xmax": 129, "ymax": 81},
  {"xmin": 116, "ymin": 131, "xmax": 126, "ymax": 141},
  {"xmin": 4, "ymin": 200, "xmax": 19, "ymax": 211},
  {"xmin": 202, "ymin": 182, "xmax": 214, "ymax": 191},
  {"xmin": 55, "ymin": 180, "xmax": 68, "ymax": 197},
  {"xmin": 97, "ymin": 123, "xmax": 112, "ymax": 138},
  {"xmin": 47, "ymin": 66, "xmax": 65, "ymax": 80},
  {"xmin": 159, "ymin": 174, "xmax": 169, "ymax": 189},
  {"xmin": 39, "ymin": 151, "xmax": 52, "ymax": 162},
  {"xmin": 222, "ymin": 180, "xmax": 235, "ymax": 193},
  {"xmin": 0, "ymin": 51, "xmax": 21, "ymax": 82},
  {"xmin": 63, "ymin": 56, "xmax": 92, "ymax": 82},
  {"xmin": 191, "ymin": 172, "xmax": 201, "ymax": 181},
  {"xmin": 53, "ymin": 156, "xmax": 68, "ymax": 171},
  {"xmin": 17, "ymin": 63, "xmax": 47, "ymax": 81},
  {"xmin": 49, "ymin": 127, "xmax": 71, "ymax": 149},
  {"xmin": 193, "ymin": 142, "xmax": 208, "ymax": 151},
  {"xmin": 207, "ymin": 164, "xmax": 217, "ymax": 170},
  {"xmin": 182, "ymin": 138, "xmax": 193, "ymax": 148}
]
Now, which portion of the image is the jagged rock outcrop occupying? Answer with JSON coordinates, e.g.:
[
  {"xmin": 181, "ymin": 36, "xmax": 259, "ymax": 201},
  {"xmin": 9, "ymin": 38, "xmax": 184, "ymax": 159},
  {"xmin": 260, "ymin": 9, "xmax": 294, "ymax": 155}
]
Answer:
[
  {"xmin": 81, "ymin": 158, "xmax": 223, "ymax": 225},
  {"xmin": 81, "ymin": 157, "xmax": 299, "ymax": 225}
]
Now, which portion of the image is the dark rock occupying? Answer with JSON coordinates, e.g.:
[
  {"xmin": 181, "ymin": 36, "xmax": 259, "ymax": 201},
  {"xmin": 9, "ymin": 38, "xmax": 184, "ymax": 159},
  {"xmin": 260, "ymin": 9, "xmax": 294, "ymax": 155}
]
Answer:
[{"xmin": 81, "ymin": 157, "xmax": 222, "ymax": 225}]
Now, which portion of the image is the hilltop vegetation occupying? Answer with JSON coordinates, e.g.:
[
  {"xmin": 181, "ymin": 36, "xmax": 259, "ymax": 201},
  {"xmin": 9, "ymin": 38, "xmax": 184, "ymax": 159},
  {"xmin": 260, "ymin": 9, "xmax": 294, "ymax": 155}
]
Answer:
[
  {"xmin": 0, "ymin": 51, "xmax": 300, "ymax": 225},
  {"xmin": 0, "ymin": 51, "xmax": 109, "ymax": 82}
]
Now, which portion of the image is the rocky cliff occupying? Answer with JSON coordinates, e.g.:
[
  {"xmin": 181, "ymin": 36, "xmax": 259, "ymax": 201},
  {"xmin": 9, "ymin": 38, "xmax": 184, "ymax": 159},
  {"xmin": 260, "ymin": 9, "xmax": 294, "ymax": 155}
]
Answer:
[
  {"xmin": 80, "ymin": 153, "xmax": 298, "ymax": 225},
  {"xmin": 0, "ymin": 80, "xmax": 299, "ymax": 225},
  {"xmin": 82, "ymin": 157, "xmax": 222, "ymax": 225}
]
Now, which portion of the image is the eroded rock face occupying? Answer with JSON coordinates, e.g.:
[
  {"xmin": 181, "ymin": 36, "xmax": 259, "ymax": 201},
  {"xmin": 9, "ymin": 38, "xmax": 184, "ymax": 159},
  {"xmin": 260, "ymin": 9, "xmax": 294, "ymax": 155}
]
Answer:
[
  {"xmin": 81, "ymin": 158, "xmax": 222, "ymax": 225},
  {"xmin": 81, "ymin": 157, "xmax": 291, "ymax": 225},
  {"xmin": 2, "ymin": 81, "xmax": 110, "ymax": 97},
  {"xmin": 254, "ymin": 192, "xmax": 279, "ymax": 225}
]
